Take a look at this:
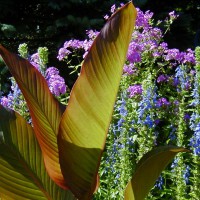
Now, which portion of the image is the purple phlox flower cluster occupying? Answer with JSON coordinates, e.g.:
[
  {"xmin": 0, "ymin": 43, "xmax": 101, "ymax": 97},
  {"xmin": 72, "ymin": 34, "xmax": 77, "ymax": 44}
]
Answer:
[
  {"xmin": 147, "ymin": 27, "xmax": 162, "ymax": 42},
  {"xmin": 160, "ymin": 42, "xmax": 168, "ymax": 50},
  {"xmin": 30, "ymin": 53, "xmax": 41, "ymax": 71},
  {"xmin": 135, "ymin": 8, "xmax": 153, "ymax": 29},
  {"xmin": 144, "ymin": 39, "xmax": 158, "ymax": 54},
  {"xmin": 81, "ymin": 40, "xmax": 93, "ymax": 58},
  {"xmin": 127, "ymin": 41, "xmax": 142, "ymax": 63},
  {"xmin": 175, "ymin": 65, "xmax": 191, "ymax": 90},
  {"xmin": 127, "ymin": 25, "xmax": 164, "ymax": 63},
  {"xmin": 129, "ymin": 28, "xmax": 162, "ymax": 60},
  {"xmin": 156, "ymin": 97, "xmax": 170, "ymax": 108},
  {"xmin": 128, "ymin": 84, "xmax": 143, "ymax": 97},
  {"xmin": 152, "ymin": 51, "xmax": 160, "ymax": 58},
  {"xmin": 155, "ymin": 175, "xmax": 164, "ymax": 190},
  {"xmin": 182, "ymin": 48, "xmax": 195, "ymax": 64},
  {"xmin": 127, "ymin": 50, "xmax": 141, "ymax": 63},
  {"xmin": 123, "ymin": 63, "xmax": 137, "ymax": 75},
  {"xmin": 164, "ymin": 48, "xmax": 195, "ymax": 65},
  {"xmin": 144, "ymin": 39, "xmax": 157, "ymax": 51},
  {"xmin": 104, "ymin": 14, "xmax": 109, "ymax": 20},
  {"xmin": 168, "ymin": 11, "xmax": 179, "ymax": 21},
  {"xmin": 64, "ymin": 34, "xmax": 97, "ymax": 53},
  {"xmin": 31, "ymin": 53, "xmax": 67, "ymax": 96},
  {"xmin": 183, "ymin": 165, "xmax": 190, "ymax": 185},
  {"xmin": 159, "ymin": 42, "xmax": 168, "ymax": 53},
  {"xmin": 30, "ymin": 61, "xmax": 40, "ymax": 71},
  {"xmin": 190, "ymin": 69, "xmax": 196, "ymax": 76},
  {"xmin": 164, "ymin": 48, "xmax": 184, "ymax": 63},
  {"xmin": 86, "ymin": 29, "xmax": 99, "ymax": 40},
  {"xmin": 157, "ymin": 74, "xmax": 169, "ymax": 83},
  {"xmin": 0, "ymin": 93, "xmax": 14, "ymax": 109},
  {"xmin": 103, "ymin": 6, "xmax": 113, "ymax": 19},
  {"xmin": 45, "ymin": 67, "xmax": 67, "ymax": 96},
  {"xmin": 58, "ymin": 37, "xmax": 95, "ymax": 60},
  {"xmin": 31, "ymin": 52, "xmax": 39, "ymax": 64},
  {"xmin": 110, "ymin": 4, "xmax": 116, "ymax": 13},
  {"xmin": 110, "ymin": 3, "xmax": 124, "ymax": 14},
  {"xmin": 152, "ymin": 42, "xmax": 168, "ymax": 58},
  {"xmin": 57, "ymin": 48, "xmax": 71, "ymax": 61},
  {"xmin": 30, "ymin": 52, "xmax": 48, "ymax": 75},
  {"xmin": 57, "ymin": 39, "xmax": 84, "ymax": 61},
  {"xmin": 64, "ymin": 39, "xmax": 84, "ymax": 50}
]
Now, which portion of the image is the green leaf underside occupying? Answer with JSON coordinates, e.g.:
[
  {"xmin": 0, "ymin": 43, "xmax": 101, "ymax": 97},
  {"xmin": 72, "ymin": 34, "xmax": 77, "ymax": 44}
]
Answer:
[
  {"xmin": 0, "ymin": 105, "xmax": 75, "ymax": 200},
  {"xmin": 0, "ymin": 45, "xmax": 66, "ymax": 188},
  {"xmin": 124, "ymin": 145, "xmax": 190, "ymax": 200},
  {"xmin": 58, "ymin": 2, "xmax": 137, "ymax": 199}
]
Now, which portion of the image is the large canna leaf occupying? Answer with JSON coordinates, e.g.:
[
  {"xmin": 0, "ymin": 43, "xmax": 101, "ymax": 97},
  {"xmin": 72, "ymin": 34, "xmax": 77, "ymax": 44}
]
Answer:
[
  {"xmin": 124, "ymin": 146, "xmax": 190, "ymax": 200},
  {"xmin": 57, "ymin": 2, "xmax": 137, "ymax": 199},
  {"xmin": 0, "ymin": 105, "xmax": 75, "ymax": 200},
  {"xmin": 0, "ymin": 45, "xmax": 66, "ymax": 188}
]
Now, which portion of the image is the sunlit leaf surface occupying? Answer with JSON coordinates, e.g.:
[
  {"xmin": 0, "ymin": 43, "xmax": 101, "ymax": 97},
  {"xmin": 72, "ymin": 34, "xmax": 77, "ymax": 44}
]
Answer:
[
  {"xmin": 0, "ymin": 105, "xmax": 75, "ymax": 200},
  {"xmin": 58, "ymin": 2, "xmax": 137, "ymax": 199},
  {"xmin": 0, "ymin": 45, "xmax": 66, "ymax": 188},
  {"xmin": 124, "ymin": 146, "xmax": 190, "ymax": 200}
]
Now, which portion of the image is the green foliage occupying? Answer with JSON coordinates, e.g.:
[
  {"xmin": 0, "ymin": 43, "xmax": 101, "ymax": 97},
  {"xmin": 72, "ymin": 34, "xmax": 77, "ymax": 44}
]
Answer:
[
  {"xmin": 0, "ymin": 24, "xmax": 16, "ymax": 38},
  {"xmin": 0, "ymin": 2, "xmax": 190, "ymax": 200},
  {"xmin": 0, "ymin": 0, "xmax": 128, "ymax": 55},
  {"xmin": 124, "ymin": 146, "xmax": 189, "ymax": 200}
]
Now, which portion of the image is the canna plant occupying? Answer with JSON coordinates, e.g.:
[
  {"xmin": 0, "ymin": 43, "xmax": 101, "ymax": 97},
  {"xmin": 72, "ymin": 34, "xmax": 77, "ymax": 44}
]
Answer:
[{"xmin": 0, "ymin": 2, "xmax": 189, "ymax": 200}]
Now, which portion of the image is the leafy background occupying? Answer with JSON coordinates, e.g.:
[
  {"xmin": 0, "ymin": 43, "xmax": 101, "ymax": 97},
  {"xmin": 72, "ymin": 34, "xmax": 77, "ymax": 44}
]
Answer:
[
  {"xmin": 0, "ymin": 0, "xmax": 199, "ymax": 94},
  {"xmin": 0, "ymin": 1, "xmax": 200, "ymax": 199},
  {"xmin": 0, "ymin": 0, "xmax": 199, "ymax": 54}
]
